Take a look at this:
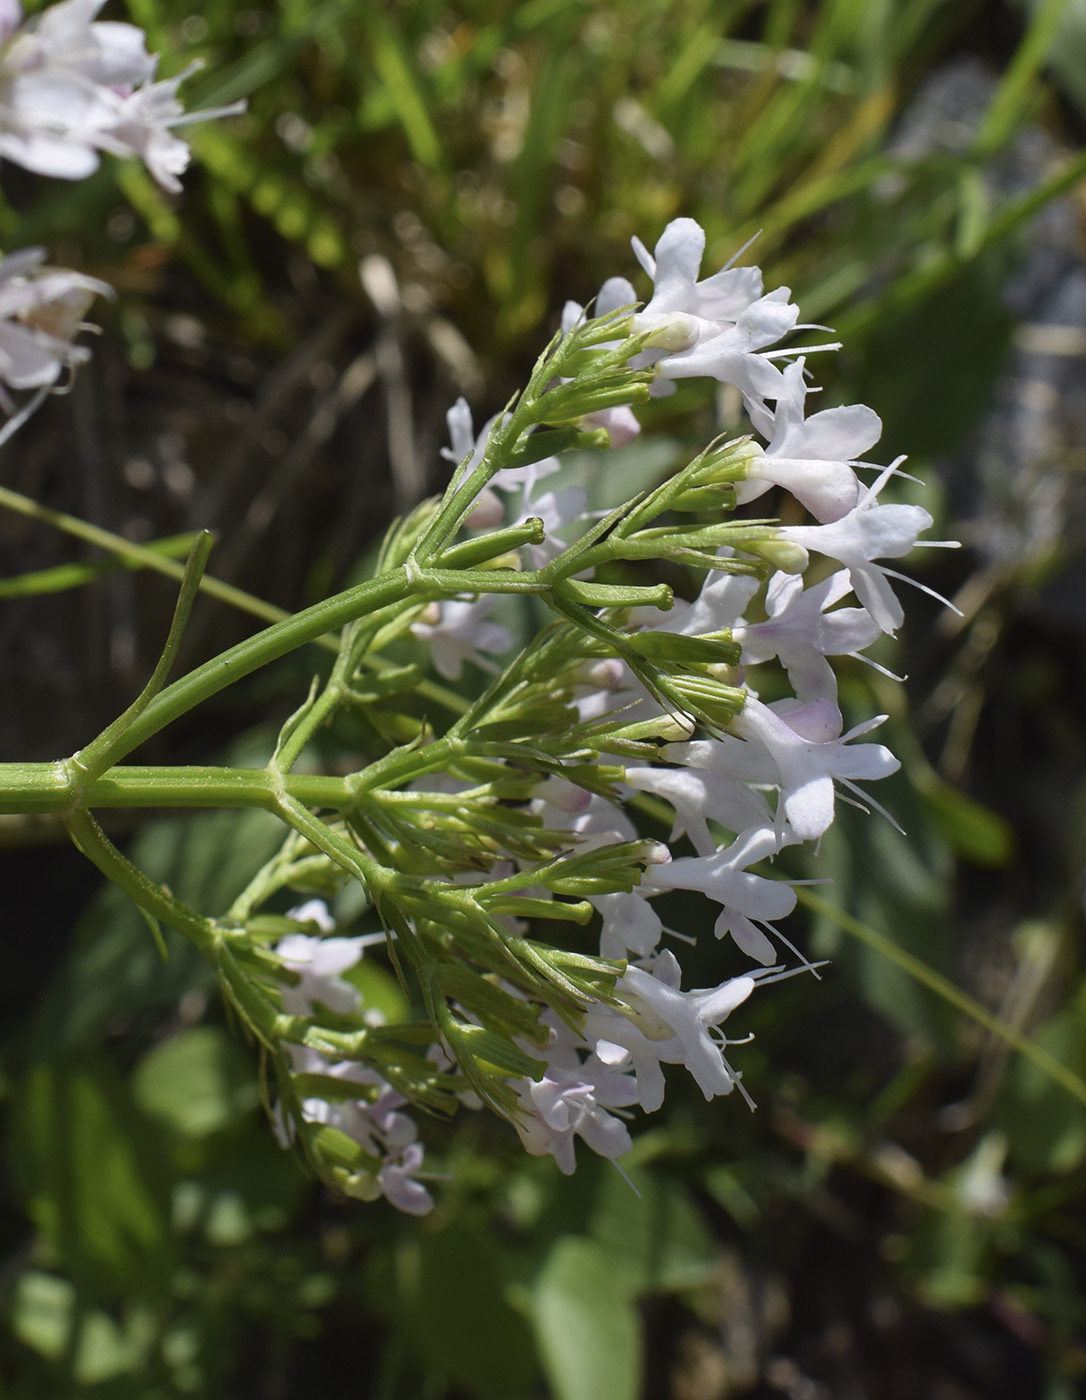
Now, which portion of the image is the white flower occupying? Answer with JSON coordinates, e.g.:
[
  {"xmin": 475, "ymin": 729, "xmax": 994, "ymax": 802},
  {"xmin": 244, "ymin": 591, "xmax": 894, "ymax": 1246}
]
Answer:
[
  {"xmin": 377, "ymin": 1141, "xmax": 434, "ymax": 1215},
  {"xmin": 276, "ymin": 924, "xmax": 365, "ymax": 1017},
  {"xmin": 741, "ymin": 358, "xmax": 880, "ymax": 521},
  {"xmin": 512, "ymin": 1045, "xmax": 638, "ymax": 1174},
  {"xmin": 779, "ymin": 462, "xmax": 934, "ymax": 634},
  {"xmin": 0, "ymin": 0, "xmax": 244, "ymax": 189},
  {"xmin": 103, "ymin": 63, "xmax": 205, "ymax": 193},
  {"xmin": 593, "ymin": 890, "xmax": 663, "ymax": 959},
  {"xmin": 616, "ymin": 219, "xmax": 802, "ymax": 411},
  {"xmin": 640, "ymin": 562, "xmax": 759, "ymax": 639},
  {"xmin": 732, "ymin": 696, "xmax": 899, "ymax": 842},
  {"xmin": 0, "ymin": 245, "xmax": 108, "ymax": 402},
  {"xmin": 625, "ymin": 762, "xmax": 772, "ymax": 857},
  {"xmin": 285, "ymin": 898, "xmax": 336, "ymax": 934},
  {"xmin": 410, "ymin": 596, "xmax": 514, "ymax": 680},
  {"xmin": 532, "ymin": 789, "xmax": 638, "ymax": 852},
  {"xmin": 644, "ymin": 825, "xmax": 796, "ymax": 965},
  {"xmin": 515, "ymin": 477, "xmax": 587, "ymax": 568},
  {"xmin": 736, "ymin": 569, "xmax": 881, "ymax": 702},
  {"xmin": 285, "ymin": 1045, "xmax": 434, "ymax": 1215},
  {"xmin": 585, "ymin": 950, "xmax": 765, "ymax": 1109},
  {"xmin": 442, "ymin": 396, "xmax": 560, "ymax": 497}
]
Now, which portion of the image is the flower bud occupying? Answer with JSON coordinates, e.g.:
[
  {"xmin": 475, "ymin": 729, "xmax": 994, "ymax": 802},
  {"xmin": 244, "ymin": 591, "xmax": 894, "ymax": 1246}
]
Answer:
[
  {"xmin": 746, "ymin": 537, "xmax": 809, "ymax": 574},
  {"xmin": 634, "ymin": 311, "xmax": 700, "ymax": 353},
  {"xmin": 573, "ymin": 658, "xmax": 626, "ymax": 690}
]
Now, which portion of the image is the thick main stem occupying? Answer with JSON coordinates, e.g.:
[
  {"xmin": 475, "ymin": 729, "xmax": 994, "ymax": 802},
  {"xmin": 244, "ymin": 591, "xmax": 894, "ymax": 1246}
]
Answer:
[{"xmin": 0, "ymin": 765, "xmax": 355, "ymax": 815}]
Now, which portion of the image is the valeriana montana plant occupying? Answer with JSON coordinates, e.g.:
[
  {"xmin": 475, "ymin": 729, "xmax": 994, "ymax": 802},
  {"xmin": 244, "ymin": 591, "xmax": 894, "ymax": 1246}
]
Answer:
[{"xmin": 0, "ymin": 198, "xmax": 953, "ymax": 1212}]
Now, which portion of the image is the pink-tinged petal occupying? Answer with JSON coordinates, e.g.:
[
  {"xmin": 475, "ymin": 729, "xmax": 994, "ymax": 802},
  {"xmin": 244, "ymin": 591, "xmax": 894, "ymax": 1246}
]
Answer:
[
  {"xmin": 0, "ymin": 0, "xmax": 23, "ymax": 42},
  {"xmin": 771, "ymin": 697, "xmax": 842, "ymax": 743},
  {"xmin": 576, "ymin": 1108, "xmax": 633, "ymax": 1161},
  {"xmin": 583, "ymin": 403, "xmax": 641, "ymax": 447}
]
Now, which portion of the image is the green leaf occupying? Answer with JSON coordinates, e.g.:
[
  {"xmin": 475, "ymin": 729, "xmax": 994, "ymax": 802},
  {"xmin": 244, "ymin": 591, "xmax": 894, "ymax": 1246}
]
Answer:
[
  {"xmin": 22, "ymin": 807, "xmax": 284, "ymax": 1060},
  {"xmin": 174, "ymin": 1128, "xmax": 309, "ymax": 1243},
  {"xmin": 587, "ymin": 1168, "xmax": 715, "ymax": 1296},
  {"xmin": 0, "ymin": 532, "xmax": 199, "ymax": 598},
  {"xmin": 363, "ymin": 8, "xmax": 442, "ymax": 168},
  {"xmin": 7, "ymin": 1271, "xmax": 155, "ymax": 1383},
  {"xmin": 532, "ymin": 1236, "xmax": 641, "ymax": 1400},
  {"xmin": 855, "ymin": 249, "xmax": 1016, "ymax": 459},
  {"xmin": 922, "ymin": 777, "xmax": 1015, "ymax": 867},
  {"xmin": 343, "ymin": 955, "xmax": 410, "ymax": 1025},
  {"xmin": 408, "ymin": 1221, "xmax": 538, "ymax": 1397},
  {"xmin": 132, "ymin": 1026, "xmax": 260, "ymax": 1139},
  {"xmin": 993, "ymin": 1009, "xmax": 1086, "ymax": 1174},
  {"xmin": 8, "ymin": 1058, "xmax": 173, "ymax": 1294},
  {"xmin": 1031, "ymin": 0, "xmax": 1086, "ymax": 114}
]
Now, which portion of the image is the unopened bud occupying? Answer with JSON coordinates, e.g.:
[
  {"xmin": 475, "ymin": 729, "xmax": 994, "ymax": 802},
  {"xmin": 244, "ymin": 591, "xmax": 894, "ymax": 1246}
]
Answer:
[
  {"xmin": 573, "ymin": 658, "xmax": 626, "ymax": 690},
  {"xmin": 617, "ymin": 989, "xmax": 675, "ymax": 1042},
  {"xmin": 332, "ymin": 1166, "xmax": 383, "ymax": 1202},
  {"xmin": 748, "ymin": 538, "xmax": 809, "ymax": 574},
  {"xmin": 635, "ymin": 311, "xmax": 700, "ymax": 353}
]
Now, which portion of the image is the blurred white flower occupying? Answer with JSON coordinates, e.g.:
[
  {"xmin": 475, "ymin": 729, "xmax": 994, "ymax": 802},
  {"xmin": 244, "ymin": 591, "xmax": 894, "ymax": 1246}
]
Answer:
[
  {"xmin": 411, "ymin": 596, "xmax": 514, "ymax": 680},
  {"xmin": 0, "ymin": 0, "xmax": 244, "ymax": 189},
  {"xmin": 277, "ymin": 914, "xmax": 365, "ymax": 1016},
  {"xmin": 0, "ymin": 245, "xmax": 108, "ymax": 405}
]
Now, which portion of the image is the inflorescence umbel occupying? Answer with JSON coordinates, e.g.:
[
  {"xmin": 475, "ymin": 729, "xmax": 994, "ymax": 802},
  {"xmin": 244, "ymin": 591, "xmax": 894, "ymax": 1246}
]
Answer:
[
  {"xmin": 0, "ymin": 6, "xmax": 949, "ymax": 1210},
  {"xmin": 46, "ymin": 217, "xmax": 945, "ymax": 1216},
  {"xmin": 227, "ymin": 218, "xmax": 948, "ymax": 1212}
]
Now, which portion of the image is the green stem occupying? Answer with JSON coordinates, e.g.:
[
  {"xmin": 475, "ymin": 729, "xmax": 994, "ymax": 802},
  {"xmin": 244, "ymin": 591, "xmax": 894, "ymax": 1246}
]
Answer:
[
  {"xmin": 64, "ymin": 807, "xmax": 216, "ymax": 953},
  {"xmin": 0, "ymin": 481, "xmax": 337, "ymax": 650},
  {"xmin": 0, "ymin": 480, "xmax": 468, "ymax": 721},
  {"xmin": 75, "ymin": 532, "xmax": 215, "ymax": 782},
  {"xmin": 0, "ymin": 764, "xmax": 356, "ymax": 814},
  {"xmin": 81, "ymin": 566, "xmax": 413, "ymax": 766}
]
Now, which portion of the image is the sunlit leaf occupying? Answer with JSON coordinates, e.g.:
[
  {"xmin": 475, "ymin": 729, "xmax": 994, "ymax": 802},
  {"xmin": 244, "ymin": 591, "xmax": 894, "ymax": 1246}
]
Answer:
[{"xmin": 532, "ymin": 1236, "xmax": 640, "ymax": 1400}]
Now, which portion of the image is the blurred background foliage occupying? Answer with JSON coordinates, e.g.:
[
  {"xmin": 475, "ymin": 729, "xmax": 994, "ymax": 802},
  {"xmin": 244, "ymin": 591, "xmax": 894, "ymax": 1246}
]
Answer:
[{"xmin": 2, "ymin": 0, "xmax": 1086, "ymax": 1395}]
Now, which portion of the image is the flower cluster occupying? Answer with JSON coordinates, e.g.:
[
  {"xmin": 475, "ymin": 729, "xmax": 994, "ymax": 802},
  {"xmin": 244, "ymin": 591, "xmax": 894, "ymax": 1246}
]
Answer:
[
  {"xmin": 0, "ymin": 0, "xmax": 243, "ymax": 404},
  {"xmin": 272, "ymin": 902, "xmax": 434, "ymax": 1215},
  {"xmin": 0, "ymin": 245, "xmax": 109, "ymax": 407},
  {"xmin": 0, "ymin": 0, "xmax": 242, "ymax": 189},
  {"xmin": 0, "ymin": 4, "xmax": 944, "ymax": 1226},
  {"xmin": 257, "ymin": 218, "xmax": 948, "ymax": 1207}
]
